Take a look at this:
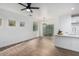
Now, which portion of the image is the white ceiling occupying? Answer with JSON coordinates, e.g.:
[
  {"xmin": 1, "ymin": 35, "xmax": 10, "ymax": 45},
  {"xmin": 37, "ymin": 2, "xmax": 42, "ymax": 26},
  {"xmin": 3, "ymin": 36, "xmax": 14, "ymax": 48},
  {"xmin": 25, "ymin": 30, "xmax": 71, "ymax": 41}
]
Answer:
[
  {"xmin": 31, "ymin": 3, "xmax": 79, "ymax": 20},
  {"xmin": 0, "ymin": 3, "xmax": 79, "ymax": 19}
]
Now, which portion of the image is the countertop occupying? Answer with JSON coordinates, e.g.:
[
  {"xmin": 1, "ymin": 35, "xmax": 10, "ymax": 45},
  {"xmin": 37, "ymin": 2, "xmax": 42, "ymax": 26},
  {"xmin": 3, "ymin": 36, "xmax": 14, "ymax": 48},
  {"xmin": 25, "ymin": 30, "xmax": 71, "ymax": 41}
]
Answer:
[{"xmin": 55, "ymin": 34, "xmax": 79, "ymax": 38}]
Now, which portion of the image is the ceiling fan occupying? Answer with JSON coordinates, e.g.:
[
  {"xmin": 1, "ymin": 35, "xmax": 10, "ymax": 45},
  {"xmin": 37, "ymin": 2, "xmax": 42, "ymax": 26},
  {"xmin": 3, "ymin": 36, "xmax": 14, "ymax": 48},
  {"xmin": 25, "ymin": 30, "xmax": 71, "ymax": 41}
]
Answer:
[{"xmin": 19, "ymin": 3, "xmax": 40, "ymax": 13}]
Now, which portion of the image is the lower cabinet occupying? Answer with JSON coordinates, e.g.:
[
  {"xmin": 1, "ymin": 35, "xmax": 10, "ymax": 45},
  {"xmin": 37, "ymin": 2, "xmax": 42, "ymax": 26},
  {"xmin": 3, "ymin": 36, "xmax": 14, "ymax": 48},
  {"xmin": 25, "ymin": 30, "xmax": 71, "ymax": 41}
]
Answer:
[{"xmin": 54, "ymin": 36, "xmax": 79, "ymax": 52}]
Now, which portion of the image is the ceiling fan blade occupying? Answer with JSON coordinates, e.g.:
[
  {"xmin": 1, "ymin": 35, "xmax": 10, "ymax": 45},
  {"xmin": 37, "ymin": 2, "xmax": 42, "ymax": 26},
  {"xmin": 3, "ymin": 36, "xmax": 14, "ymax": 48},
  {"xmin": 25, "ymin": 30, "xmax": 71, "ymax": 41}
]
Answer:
[
  {"xmin": 21, "ymin": 8, "xmax": 27, "ymax": 11},
  {"xmin": 18, "ymin": 3, "xmax": 27, "ymax": 7},
  {"xmin": 30, "ymin": 7, "xmax": 39, "ymax": 9}
]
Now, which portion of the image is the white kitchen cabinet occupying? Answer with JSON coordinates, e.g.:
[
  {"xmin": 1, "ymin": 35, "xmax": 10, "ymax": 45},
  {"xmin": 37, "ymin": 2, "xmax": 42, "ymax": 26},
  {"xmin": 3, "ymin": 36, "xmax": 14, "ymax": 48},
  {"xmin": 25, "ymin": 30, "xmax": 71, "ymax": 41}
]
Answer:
[{"xmin": 54, "ymin": 35, "xmax": 79, "ymax": 52}]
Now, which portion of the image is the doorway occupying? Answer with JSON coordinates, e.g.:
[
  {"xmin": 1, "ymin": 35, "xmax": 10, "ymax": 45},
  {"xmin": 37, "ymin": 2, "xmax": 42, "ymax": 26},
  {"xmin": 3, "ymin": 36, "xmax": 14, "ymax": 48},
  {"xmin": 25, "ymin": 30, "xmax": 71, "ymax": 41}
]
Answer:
[{"xmin": 43, "ymin": 23, "xmax": 54, "ymax": 36}]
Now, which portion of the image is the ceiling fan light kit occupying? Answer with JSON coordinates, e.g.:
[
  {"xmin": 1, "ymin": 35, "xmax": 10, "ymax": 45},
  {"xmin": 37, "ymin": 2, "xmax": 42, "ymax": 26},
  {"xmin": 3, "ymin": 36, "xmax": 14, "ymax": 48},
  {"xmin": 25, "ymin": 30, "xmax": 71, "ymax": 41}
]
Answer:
[{"xmin": 26, "ymin": 9, "xmax": 30, "ymax": 12}]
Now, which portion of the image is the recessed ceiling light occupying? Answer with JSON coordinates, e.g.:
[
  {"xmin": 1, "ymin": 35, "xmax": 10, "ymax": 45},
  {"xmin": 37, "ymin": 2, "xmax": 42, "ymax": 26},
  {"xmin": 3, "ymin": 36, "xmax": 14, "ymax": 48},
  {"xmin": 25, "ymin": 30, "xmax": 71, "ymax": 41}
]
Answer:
[{"xmin": 71, "ymin": 8, "xmax": 75, "ymax": 10}]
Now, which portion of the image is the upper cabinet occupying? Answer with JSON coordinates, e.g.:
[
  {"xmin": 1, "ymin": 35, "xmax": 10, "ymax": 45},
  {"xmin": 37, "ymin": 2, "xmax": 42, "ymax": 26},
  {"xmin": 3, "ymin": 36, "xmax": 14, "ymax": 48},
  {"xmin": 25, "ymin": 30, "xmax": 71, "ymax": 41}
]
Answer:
[
  {"xmin": 71, "ymin": 16, "xmax": 79, "ymax": 24},
  {"xmin": 71, "ymin": 16, "xmax": 79, "ymax": 34},
  {"xmin": 71, "ymin": 22, "xmax": 79, "ymax": 24}
]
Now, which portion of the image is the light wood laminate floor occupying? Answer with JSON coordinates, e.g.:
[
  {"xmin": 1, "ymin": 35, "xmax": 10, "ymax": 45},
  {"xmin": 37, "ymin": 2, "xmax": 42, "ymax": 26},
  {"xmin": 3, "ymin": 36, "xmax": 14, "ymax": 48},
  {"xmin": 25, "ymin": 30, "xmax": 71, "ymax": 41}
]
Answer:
[{"xmin": 0, "ymin": 37, "xmax": 79, "ymax": 56}]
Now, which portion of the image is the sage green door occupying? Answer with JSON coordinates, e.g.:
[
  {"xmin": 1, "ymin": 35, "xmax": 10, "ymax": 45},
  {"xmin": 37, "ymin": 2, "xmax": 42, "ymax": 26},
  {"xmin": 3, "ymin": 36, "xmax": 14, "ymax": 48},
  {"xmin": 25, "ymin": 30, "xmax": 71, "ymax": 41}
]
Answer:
[{"xmin": 43, "ymin": 24, "xmax": 54, "ymax": 36}]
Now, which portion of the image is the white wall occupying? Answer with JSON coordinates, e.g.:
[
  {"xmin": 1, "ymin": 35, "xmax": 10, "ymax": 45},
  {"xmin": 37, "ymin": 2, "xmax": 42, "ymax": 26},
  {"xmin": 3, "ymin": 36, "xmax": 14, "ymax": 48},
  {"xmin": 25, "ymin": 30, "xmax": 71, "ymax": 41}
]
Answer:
[
  {"xmin": 58, "ymin": 15, "xmax": 72, "ymax": 34},
  {"xmin": 0, "ymin": 8, "xmax": 37, "ymax": 48}
]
